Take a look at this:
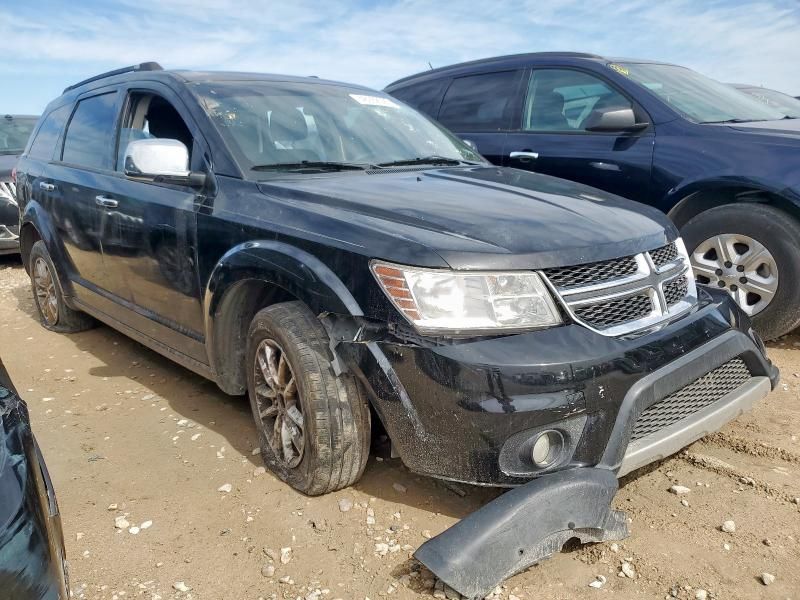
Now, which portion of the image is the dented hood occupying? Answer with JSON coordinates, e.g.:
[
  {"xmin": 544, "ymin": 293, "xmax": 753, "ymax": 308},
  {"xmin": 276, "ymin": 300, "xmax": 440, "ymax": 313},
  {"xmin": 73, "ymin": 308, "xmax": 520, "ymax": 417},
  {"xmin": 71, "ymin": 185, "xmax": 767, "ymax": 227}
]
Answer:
[{"xmin": 257, "ymin": 166, "xmax": 674, "ymax": 270}]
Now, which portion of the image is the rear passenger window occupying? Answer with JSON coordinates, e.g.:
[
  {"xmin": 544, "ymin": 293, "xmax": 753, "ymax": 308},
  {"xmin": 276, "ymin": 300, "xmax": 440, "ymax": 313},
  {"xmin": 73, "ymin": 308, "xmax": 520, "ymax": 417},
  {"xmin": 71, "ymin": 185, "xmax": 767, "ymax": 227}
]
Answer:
[
  {"xmin": 390, "ymin": 79, "xmax": 448, "ymax": 118},
  {"xmin": 27, "ymin": 105, "xmax": 71, "ymax": 161},
  {"xmin": 62, "ymin": 92, "xmax": 118, "ymax": 170},
  {"xmin": 438, "ymin": 71, "xmax": 523, "ymax": 131}
]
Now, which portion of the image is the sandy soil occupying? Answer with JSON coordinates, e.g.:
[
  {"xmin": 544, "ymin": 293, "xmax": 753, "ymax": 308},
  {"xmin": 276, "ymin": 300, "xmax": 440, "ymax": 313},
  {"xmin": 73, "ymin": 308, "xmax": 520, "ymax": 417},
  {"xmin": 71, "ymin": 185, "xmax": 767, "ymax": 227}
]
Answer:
[{"xmin": 0, "ymin": 255, "xmax": 797, "ymax": 600}]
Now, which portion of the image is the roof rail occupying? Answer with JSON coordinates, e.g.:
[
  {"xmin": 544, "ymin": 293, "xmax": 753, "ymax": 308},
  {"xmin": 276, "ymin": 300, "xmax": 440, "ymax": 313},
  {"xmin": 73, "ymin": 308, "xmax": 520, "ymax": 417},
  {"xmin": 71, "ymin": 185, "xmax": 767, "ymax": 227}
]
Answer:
[{"xmin": 63, "ymin": 62, "xmax": 163, "ymax": 94}]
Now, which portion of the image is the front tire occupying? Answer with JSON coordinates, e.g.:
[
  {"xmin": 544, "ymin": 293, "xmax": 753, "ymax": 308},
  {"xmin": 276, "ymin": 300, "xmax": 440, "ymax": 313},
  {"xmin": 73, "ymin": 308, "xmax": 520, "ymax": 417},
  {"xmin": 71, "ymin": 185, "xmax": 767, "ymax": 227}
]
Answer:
[
  {"xmin": 246, "ymin": 301, "xmax": 370, "ymax": 495},
  {"xmin": 682, "ymin": 203, "xmax": 800, "ymax": 340},
  {"xmin": 29, "ymin": 240, "xmax": 95, "ymax": 333}
]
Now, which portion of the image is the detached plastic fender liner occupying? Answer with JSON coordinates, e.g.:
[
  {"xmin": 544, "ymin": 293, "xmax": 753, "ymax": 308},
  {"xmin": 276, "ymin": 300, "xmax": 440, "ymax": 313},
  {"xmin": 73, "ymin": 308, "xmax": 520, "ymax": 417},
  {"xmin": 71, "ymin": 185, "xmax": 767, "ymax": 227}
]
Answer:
[{"xmin": 413, "ymin": 468, "xmax": 628, "ymax": 600}]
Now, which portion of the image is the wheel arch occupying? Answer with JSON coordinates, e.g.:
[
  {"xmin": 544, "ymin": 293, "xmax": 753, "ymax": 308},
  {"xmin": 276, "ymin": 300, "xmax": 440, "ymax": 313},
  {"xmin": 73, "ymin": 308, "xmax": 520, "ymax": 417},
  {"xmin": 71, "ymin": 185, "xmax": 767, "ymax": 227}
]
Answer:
[
  {"xmin": 19, "ymin": 203, "xmax": 76, "ymax": 298},
  {"xmin": 666, "ymin": 182, "xmax": 800, "ymax": 229},
  {"xmin": 204, "ymin": 240, "xmax": 364, "ymax": 395}
]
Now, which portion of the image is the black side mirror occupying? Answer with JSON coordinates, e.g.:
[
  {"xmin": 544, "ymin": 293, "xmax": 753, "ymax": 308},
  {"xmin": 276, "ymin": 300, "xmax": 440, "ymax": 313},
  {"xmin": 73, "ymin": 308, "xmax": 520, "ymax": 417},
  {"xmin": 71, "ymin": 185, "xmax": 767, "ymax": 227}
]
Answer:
[{"xmin": 584, "ymin": 107, "xmax": 648, "ymax": 132}]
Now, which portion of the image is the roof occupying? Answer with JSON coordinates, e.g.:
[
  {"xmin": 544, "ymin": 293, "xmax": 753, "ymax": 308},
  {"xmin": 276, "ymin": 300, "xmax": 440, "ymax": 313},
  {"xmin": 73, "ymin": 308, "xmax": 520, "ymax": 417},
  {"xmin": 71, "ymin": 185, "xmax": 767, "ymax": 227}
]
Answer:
[{"xmin": 384, "ymin": 52, "xmax": 678, "ymax": 89}]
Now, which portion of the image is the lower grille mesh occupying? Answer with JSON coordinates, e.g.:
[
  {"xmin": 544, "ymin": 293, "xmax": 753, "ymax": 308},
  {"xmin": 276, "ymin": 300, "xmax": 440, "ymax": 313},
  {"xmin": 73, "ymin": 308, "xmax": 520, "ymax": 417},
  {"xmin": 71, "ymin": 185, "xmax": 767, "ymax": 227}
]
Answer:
[
  {"xmin": 573, "ymin": 293, "xmax": 652, "ymax": 329},
  {"xmin": 630, "ymin": 358, "xmax": 751, "ymax": 442}
]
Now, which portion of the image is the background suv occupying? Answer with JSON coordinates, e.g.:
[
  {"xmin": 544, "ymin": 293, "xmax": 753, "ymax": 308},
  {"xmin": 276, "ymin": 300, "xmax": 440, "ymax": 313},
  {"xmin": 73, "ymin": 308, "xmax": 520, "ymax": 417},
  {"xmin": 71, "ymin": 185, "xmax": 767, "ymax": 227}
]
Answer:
[
  {"xmin": 386, "ymin": 52, "xmax": 800, "ymax": 340},
  {"xmin": 0, "ymin": 115, "xmax": 37, "ymax": 254}
]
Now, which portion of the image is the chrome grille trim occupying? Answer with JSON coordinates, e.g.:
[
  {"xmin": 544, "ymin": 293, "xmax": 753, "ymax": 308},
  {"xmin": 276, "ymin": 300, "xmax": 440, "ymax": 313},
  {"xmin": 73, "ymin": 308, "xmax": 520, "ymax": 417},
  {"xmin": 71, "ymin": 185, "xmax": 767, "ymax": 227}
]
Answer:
[
  {"xmin": 0, "ymin": 180, "xmax": 17, "ymax": 203},
  {"xmin": 541, "ymin": 239, "xmax": 697, "ymax": 336}
]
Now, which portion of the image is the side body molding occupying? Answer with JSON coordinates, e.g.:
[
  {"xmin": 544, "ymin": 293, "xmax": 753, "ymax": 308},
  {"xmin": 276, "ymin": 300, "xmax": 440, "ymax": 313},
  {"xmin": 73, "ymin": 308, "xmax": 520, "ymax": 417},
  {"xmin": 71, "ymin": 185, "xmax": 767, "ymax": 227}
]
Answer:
[{"xmin": 203, "ymin": 240, "xmax": 364, "ymax": 393}]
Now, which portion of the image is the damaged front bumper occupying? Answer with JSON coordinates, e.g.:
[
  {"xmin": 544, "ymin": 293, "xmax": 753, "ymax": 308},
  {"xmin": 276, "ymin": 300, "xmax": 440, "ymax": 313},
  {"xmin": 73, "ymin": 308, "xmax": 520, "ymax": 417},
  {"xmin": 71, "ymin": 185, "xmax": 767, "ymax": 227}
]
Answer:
[{"xmin": 338, "ymin": 288, "xmax": 777, "ymax": 598}]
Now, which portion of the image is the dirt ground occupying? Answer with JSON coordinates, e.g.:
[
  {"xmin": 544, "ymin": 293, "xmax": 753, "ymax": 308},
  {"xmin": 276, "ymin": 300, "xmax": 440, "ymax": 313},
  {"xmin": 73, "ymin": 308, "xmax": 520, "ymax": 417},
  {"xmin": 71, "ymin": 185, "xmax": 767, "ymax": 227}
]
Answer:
[{"xmin": 0, "ymin": 255, "xmax": 798, "ymax": 600}]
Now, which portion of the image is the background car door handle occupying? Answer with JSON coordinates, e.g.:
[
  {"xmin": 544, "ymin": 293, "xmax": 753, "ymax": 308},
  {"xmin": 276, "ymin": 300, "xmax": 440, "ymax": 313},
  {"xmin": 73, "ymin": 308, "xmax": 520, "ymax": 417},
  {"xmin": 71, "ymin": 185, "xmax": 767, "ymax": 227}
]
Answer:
[
  {"xmin": 39, "ymin": 182, "xmax": 56, "ymax": 192},
  {"xmin": 509, "ymin": 151, "xmax": 539, "ymax": 160},
  {"xmin": 95, "ymin": 195, "xmax": 118, "ymax": 208}
]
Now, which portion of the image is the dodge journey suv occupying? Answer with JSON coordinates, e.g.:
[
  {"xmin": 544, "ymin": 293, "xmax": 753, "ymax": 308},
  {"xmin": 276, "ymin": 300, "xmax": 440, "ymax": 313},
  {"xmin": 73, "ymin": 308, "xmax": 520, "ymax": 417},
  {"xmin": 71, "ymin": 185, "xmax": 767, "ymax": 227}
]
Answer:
[
  {"xmin": 386, "ymin": 53, "xmax": 800, "ymax": 340},
  {"xmin": 15, "ymin": 63, "xmax": 777, "ymax": 598}
]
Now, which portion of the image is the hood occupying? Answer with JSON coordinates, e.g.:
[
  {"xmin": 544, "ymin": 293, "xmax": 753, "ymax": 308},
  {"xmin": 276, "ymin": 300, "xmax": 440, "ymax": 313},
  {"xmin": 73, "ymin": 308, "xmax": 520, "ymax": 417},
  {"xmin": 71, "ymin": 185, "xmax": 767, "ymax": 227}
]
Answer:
[
  {"xmin": 727, "ymin": 117, "xmax": 800, "ymax": 139},
  {"xmin": 257, "ymin": 166, "xmax": 673, "ymax": 270}
]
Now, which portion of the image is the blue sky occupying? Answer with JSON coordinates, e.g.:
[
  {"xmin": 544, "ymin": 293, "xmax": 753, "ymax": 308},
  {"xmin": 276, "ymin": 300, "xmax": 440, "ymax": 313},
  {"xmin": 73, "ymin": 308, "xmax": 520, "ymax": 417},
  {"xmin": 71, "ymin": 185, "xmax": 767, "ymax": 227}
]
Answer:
[{"xmin": 2, "ymin": 0, "xmax": 799, "ymax": 115}]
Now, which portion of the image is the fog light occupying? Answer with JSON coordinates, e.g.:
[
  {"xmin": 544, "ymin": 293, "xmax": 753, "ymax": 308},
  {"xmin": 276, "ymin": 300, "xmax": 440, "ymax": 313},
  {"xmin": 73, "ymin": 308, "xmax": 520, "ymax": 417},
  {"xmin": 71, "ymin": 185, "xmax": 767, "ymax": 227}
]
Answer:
[{"xmin": 531, "ymin": 430, "xmax": 564, "ymax": 468}]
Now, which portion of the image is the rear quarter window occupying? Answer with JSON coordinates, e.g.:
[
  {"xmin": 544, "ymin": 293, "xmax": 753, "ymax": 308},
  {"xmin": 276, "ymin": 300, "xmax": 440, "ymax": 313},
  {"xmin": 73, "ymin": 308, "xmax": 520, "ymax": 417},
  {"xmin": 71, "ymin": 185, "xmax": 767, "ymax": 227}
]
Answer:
[
  {"xmin": 389, "ymin": 79, "xmax": 448, "ymax": 118},
  {"xmin": 27, "ymin": 105, "xmax": 72, "ymax": 161}
]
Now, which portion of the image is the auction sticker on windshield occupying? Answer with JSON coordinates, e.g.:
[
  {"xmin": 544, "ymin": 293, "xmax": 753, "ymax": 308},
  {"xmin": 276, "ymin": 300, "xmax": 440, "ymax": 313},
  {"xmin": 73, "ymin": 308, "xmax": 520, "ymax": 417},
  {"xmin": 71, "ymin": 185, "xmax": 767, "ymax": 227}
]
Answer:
[
  {"xmin": 349, "ymin": 94, "xmax": 400, "ymax": 108},
  {"xmin": 608, "ymin": 63, "xmax": 630, "ymax": 76}
]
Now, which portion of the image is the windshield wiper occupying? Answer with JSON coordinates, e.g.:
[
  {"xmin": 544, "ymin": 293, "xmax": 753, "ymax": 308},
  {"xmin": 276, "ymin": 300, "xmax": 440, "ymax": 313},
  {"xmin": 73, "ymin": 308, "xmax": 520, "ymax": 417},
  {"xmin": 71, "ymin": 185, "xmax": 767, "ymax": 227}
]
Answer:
[
  {"xmin": 251, "ymin": 161, "xmax": 373, "ymax": 172},
  {"xmin": 699, "ymin": 118, "xmax": 770, "ymax": 124},
  {"xmin": 376, "ymin": 155, "xmax": 478, "ymax": 168}
]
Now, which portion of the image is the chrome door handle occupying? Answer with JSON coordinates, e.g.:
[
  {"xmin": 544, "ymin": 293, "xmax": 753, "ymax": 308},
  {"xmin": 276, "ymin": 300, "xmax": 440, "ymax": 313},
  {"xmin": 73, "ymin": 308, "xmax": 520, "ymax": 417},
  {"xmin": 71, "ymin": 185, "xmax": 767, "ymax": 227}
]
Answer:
[
  {"xmin": 509, "ymin": 151, "xmax": 539, "ymax": 160},
  {"xmin": 95, "ymin": 195, "xmax": 118, "ymax": 208},
  {"xmin": 39, "ymin": 182, "xmax": 55, "ymax": 192}
]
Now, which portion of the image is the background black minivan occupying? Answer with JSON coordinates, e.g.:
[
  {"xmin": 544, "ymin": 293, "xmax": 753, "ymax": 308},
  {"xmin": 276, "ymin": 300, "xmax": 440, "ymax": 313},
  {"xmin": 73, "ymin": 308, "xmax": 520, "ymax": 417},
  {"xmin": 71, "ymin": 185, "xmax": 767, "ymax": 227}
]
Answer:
[{"xmin": 386, "ymin": 52, "xmax": 800, "ymax": 340}]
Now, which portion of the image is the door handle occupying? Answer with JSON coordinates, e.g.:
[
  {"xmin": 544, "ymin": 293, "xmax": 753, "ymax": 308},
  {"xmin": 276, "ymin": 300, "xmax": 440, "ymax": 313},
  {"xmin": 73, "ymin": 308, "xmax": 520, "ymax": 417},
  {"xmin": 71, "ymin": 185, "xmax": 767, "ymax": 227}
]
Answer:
[
  {"xmin": 95, "ymin": 195, "xmax": 119, "ymax": 208},
  {"xmin": 509, "ymin": 151, "xmax": 539, "ymax": 160},
  {"xmin": 39, "ymin": 182, "xmax": 56, "ymax": 192}
]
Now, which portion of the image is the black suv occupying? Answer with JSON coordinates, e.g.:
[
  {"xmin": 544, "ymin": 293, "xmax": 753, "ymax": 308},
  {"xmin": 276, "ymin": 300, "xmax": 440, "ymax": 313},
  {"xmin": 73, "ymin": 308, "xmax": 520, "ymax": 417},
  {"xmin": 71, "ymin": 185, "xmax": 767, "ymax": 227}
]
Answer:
[
  {"xmin": 386, "ymin": 53, "xmax": 800, "ymax": 340},
  {"xmin": 15, "ymin": 63, "xmax": 777, "ymax": 598},
  {"xmin": 0, "ymin": 115, "xmax": 38, "ymax": 254}
]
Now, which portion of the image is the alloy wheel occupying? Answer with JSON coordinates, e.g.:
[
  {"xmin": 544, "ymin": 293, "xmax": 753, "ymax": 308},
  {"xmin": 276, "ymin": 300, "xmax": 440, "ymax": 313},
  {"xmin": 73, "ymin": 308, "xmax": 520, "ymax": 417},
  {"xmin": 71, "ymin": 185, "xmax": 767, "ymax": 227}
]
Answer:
[
  {"xmin": 690, "ymin": 234, "xmax": 778, "ymax": 316},
  {"xmin": 33, "ymin": 257, "xmax": 59, "ymax": 325},
  {"xmin": 253, "ymin": 339, "xmax": 305, "ymax": 468}
]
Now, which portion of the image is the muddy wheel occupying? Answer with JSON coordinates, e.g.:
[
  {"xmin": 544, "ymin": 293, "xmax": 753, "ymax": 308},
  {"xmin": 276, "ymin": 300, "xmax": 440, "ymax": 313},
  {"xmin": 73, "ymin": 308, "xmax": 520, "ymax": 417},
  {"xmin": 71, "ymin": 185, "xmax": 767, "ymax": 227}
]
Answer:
[
  {"xmin": 29, "ymin": 240, "xmax": 94, "ymax": 333},
  {"xmin": 246, "ymin": 301, "xmax": 370, "ymax": 495}
]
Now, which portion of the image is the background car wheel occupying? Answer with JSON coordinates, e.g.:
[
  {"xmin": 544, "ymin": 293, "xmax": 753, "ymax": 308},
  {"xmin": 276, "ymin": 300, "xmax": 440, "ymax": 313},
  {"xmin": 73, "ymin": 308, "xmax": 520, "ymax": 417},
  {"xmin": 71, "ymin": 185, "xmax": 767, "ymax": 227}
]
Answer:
[
  {"xmin": 246, "ymin": 301, "xmax": 370, "ymax": 495},
  {"xmin": 28, "ymin": 241, "xmax": 95, "ymax": 333},
  {"xmin": 681, "ymin": 203, "xmax": 800, "ymax": 340}
]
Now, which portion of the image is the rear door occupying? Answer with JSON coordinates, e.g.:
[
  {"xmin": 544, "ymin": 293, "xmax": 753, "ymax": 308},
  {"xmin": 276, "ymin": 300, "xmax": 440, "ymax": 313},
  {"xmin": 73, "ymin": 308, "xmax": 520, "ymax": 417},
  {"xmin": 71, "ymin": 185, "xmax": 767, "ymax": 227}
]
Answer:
[
  {"xmin": 434, "ymin": 70, "xmax": 526, "ymax": 165},
  {"xmin": 46, "ymin": 89, "xmax": 122, "ymax": 296},
  {"xmin": 504, "ymin": 68, "xmax": 654, "ymax": 202}
]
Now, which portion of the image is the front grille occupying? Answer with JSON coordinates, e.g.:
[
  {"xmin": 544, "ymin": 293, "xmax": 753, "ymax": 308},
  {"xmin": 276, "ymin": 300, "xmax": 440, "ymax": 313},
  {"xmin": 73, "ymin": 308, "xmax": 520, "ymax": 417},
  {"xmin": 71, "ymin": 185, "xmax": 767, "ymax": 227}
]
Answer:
[
  {"xmin": 543, "ymin": 256, "xmax": 638, "ymax": 289},
  {"xmin": 573, "ymin": 293, "xmax": 652, "ymax": 329},
  {"xmin": 649, "ymin": 243, "xmax": 678, "ymax": 268},
  {"xmin": 630, "ymin": 358, "xmax": 751, "ymax": 442},
  {"xmin": 663, "ymin": 275, "xmax": 688, "ymax": 307}
]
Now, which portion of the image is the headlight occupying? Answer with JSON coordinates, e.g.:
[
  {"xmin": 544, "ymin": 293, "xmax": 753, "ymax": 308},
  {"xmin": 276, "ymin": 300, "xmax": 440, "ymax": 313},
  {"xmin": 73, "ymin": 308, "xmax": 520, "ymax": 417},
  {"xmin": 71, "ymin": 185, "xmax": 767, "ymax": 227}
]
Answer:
[{"xmin": 371, "ymin": 261, "xmax": 562, "ymax": 334}]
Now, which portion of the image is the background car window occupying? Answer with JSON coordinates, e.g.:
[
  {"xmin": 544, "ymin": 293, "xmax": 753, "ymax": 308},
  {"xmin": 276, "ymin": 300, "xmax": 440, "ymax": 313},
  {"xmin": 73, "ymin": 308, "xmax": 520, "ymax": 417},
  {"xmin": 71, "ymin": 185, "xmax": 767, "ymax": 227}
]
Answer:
[
  {"xmin": 117, "ymin": 93, "xmax": 194, "ymax": 171},
  {"xmin": 389, "ymin": 79, "xmax": 448, "ymax": 118},
  {"xmin": 524, "ymin": 69, "xmax": 632, "ymax": 132},
  {"xmin": 438, "ymin": 71, "xmax": 523, "ymax": 131},
  {"xmin": 61, "ymin": 92, "xmax": 118, "ymax": 170},
  {"xmin": 0, "ymin": 117, "xmax": 37, "ymax": 154},
  {"xmin": 27, "ymin": 106, "xmax": 71, "ymax": 160}
]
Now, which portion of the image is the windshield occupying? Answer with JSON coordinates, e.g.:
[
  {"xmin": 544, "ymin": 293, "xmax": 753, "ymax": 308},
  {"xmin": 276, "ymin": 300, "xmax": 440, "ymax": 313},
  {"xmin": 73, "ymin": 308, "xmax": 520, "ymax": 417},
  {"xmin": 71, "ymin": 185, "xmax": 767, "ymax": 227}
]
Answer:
[
  {"xmin": 192, "ymin": 81, "xmax": 483, "ymax": 176},
  {"xmin": 736, "ymin": 86, "xmax": 800, "ymax": 118},
  {"xmin": 0, "ymin": 117, "xmax": 37, "ymax": 155},
  {"xmin": 617, "ymin": 63, "xmax": 787, "ymax": 123}
]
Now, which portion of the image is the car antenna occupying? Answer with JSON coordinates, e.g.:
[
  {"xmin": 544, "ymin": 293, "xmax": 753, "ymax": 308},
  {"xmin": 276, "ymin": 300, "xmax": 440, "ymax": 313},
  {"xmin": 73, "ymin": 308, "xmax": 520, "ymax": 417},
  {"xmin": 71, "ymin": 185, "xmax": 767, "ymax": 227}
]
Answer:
[{"xmin": 427, "ymin": 61, "xmax": 434, "ymax": 70}]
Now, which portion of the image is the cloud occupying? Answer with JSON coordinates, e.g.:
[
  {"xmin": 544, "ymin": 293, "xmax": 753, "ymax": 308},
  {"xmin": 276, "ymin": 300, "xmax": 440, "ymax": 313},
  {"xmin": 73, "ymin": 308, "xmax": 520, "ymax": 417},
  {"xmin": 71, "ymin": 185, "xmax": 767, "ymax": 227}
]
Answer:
[{"xmin": 0, "ymin": 0, "xmax": 798, "ymax": 113}]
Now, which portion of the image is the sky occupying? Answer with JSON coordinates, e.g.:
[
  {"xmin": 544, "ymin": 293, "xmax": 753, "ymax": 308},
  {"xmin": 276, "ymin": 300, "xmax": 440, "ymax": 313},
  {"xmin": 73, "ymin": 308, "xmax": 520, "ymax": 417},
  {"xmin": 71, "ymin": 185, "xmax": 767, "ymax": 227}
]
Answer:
[{"xmin": 1, "ymin": 0, "xmax": 799, "ymax": 115}]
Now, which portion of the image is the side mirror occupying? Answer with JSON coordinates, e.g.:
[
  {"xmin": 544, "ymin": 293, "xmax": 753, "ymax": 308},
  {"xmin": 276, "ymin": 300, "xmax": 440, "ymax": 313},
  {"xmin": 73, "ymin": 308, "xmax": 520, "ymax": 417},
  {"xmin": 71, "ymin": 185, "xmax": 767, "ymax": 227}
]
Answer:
[
  {"xmin": 124, "ymin": 138, "xmax": 206, "ymax": 187},
  {"xmin": 584, "ymin": 107, "xmax": 648, "ymax": 132},
  {"xmin": 462, "ymin": 139, "xmax": 479, "ymax": 152}
]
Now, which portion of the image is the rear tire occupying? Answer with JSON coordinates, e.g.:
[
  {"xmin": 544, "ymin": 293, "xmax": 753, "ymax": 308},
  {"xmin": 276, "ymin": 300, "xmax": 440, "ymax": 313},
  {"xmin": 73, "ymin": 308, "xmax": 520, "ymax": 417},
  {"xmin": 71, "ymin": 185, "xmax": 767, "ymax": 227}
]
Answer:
[
  {"xmin": 29, "ymin": 241, "xmax": 95, "ymax": 333},
  {"xmin": 246, "ymin": 301, "xmax": 370, "ymax": 495},
  {"xmin": 681, "ymin": 203, "xmax": 800, "ymax": 340}
]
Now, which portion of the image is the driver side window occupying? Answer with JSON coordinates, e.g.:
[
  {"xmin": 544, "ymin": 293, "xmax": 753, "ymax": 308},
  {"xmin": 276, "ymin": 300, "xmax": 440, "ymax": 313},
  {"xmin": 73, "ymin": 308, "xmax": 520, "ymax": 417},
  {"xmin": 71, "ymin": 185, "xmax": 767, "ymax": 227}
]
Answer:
[
  {"xmin": 116, "ymin": 92, "xmax": 194, "ymax": 171},
  {"xmin": 523, "ymin": 69, "xmax": 631, "ymax": 132}
]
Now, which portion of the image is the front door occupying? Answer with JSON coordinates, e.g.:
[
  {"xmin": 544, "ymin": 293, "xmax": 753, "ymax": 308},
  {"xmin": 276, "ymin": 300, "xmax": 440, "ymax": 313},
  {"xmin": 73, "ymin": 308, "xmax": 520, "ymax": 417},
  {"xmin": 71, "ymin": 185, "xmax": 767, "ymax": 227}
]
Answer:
[{"xmin": 504, "ymin": 68, "xmax": 654, "ymax": 203}]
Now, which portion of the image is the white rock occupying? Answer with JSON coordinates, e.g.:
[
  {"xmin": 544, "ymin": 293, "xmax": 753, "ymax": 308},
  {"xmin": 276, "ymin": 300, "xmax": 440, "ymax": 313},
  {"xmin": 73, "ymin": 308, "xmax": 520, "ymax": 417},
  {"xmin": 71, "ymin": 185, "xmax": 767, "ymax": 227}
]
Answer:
[
  {"xmin": 140, "ymin": 520, "xmax": 153, "ymax": 530},
  {"xmin": 76, "ymin": 532, "xmax": 84, "ymax": 541},
  {"xmin": 217, "ymin": 483, "xmax": 232, "ymax": 493},
  {"xmin": 695, "ymin": 590, "xmax": 708, "ymax": 600},
  {"xmin": 681, "ymin": 499, "xmax": 690, "ymax": 507},
  {"xmin": 251, "ymin": 447, "xmax": 261, "ymax": 455},
  {"xmin": 261, "ymin": 564, "xmax": 275, "ymax": 577},
  {"xmin": 609, "ymin": 543, "xmax": 619, "ymax": 553},
  {"xmin": 588, "ymin": 575, "xmax": 607, "ymax": 588},
  {"xmin": 338, "ymin": 498, "xmax": 353, "ymax": 512},
  {"xmin": 761, "ymin": 572, "xmax": 776, "ymax": 586},
  {"xmin": 620, "ymin": 561, "xmax": 636, "ymax": 578},
  {"xmin": 669, "ymin": 485, "xmax": 691, "ymax": 495},
  {"xmin": 177, "ymin": 419, "xmax": 189, "ymax": 426},
  {"xmin": 114, "ymin": 516, "xmax": 130, "ymax": 529},
  {"xmin": 374, "ymin": 542, "xmax": 389, "ymax": 556},
  {"xmin": 280, "ymin": 547, "xmax": 292, "ymax": 564},
  {"xmin": 142, "ymin": 394, "xmax": 155, "ymax": 401},
  {"xmin": 107, "ymin": 503, "xmax": 118, "ymax": 511},
  {"xmin": 191, "ymin": 433, "xmax": 201, "ymax": 441},
  {"xmin": 392, "ymin": 482, "xmax": 407, "ymax": 493},
  {"xmin": 128, "ymin": 526, "xmax": 140, "ymax": 535},
  {"xmin": 721, "ymin": 520, "xmax": 736, "ymax": 533},
  {"xmin": 253, "ymin": 466, "xmax": 266, "ymax": 477},
  {"xmin": 172, "ymin": 582, "xmax": 191, "ymax": 592}
]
